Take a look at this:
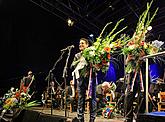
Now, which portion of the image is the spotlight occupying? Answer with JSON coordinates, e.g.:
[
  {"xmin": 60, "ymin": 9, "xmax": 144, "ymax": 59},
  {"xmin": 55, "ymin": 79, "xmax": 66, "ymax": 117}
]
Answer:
[
  {"xmin": 89, "ymin": 34, "xmax": 94, "ymax": 37},
  {"xmin": 89, "ymin": 34, "xmax": 94, "ymax": 43},
  {"xmin": 147, "ymin": 26, "xmax": 152, "ymax": 31},
  {"xmin": 67, "ymin": 18, "xmax": 74, "ymax": 27}
]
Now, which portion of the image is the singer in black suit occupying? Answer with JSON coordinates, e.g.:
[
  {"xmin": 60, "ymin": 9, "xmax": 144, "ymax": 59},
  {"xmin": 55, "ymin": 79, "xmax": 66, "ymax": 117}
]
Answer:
[{"xmin": 71, "ymin": 38, "xmax": 97, "ymax": 122}]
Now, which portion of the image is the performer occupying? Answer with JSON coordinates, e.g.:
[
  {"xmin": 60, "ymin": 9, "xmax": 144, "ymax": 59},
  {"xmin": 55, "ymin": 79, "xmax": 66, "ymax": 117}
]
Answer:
[
  {"xmin": 71, "ymin": 37, "xmax": 96, "ymax": 122},
  {"xmin": 96, "ymin": 81, "xmax": 116, "ymax": 99},
  {"xmin": 65, "ymin": 80, "xmax": 77, "ymax": 111},
  {"xmin": 96, "ymin": 81, "xmax": 116, "ymax": 112},
  {"xmin": 22, "ymin": 71, "xmax": 35, "ymax": 93}
]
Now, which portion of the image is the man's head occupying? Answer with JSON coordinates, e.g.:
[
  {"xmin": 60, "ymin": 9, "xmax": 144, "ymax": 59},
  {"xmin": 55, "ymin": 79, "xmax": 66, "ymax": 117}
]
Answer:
[
  {"xmin": 79, "ymin": 38, "xmax": 89, "ymax": 51},
  {"xmin": 27, "ymin": 71, "xmax": 33, "ymax": 78},
  {"xmin": 102, "ymin": 82, "xmax": 111, "ymax": 94},
  {"xmin": 28, "ymin": 70, "xmax": 32, "ymax": 75},
  {"xmin": 70, "ymin": 80, "xmax": 74, "ymax": 86}
]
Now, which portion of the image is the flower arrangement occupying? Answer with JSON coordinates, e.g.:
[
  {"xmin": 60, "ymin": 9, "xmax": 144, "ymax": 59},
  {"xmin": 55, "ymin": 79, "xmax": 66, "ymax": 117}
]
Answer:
[
  {"xmin": 82, "ymin": 18, "xmax": 127, "ymax": 73},
  {"xmin": 122, "ymin": 0, "xmax": 164, "ymax": 73},
  {"xmin": 0, "ymin": 81, "xmax": 40, "ymax": 119}
]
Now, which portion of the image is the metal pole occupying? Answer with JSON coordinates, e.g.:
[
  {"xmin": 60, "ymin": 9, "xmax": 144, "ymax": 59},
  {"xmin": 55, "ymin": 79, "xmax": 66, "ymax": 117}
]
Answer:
[
  {"xmin": 139, "ymin": 51, "xmax": 165, "ymax": 113},
  {"xmin": 62, "ymin": 47, "xmax": 73, "ymax": 117},
  {"xmin": 51, "ymin": 85, "xmax": 53, "ymax": 115},
  {"xmin": 145, "ymin": 58, "xmax": 149, "ymax": 113}
]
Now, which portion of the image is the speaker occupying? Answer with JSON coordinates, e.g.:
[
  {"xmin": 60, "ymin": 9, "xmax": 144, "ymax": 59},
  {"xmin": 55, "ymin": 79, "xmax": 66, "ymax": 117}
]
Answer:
[
  {"xmin": 37, "ymin": 113, "xmax": 67, "ymax": 122},
  {"xmin": 22, "ymin": 110, "xmax": 40, "ymax": 122},
  {"xmin": 13, "ymin": 109, "xmax": 67, "ymax": 122},
  {"xmin": 13, "ymin": 109, "xmax": 40, "ymax": 122}
]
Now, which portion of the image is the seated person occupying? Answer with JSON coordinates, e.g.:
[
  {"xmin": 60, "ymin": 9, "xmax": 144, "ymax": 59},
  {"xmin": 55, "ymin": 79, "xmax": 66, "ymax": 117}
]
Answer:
[
  {"xmin": 66, "ymin": 80, "xmax": 76, "ymax": 99},
  {"xmin": 62, "ymin": 80, "xmax": 77, "ymax": 111},
  {"xmin": 96, "ymin": 81, "xmax": 116, "ymax": 114}
]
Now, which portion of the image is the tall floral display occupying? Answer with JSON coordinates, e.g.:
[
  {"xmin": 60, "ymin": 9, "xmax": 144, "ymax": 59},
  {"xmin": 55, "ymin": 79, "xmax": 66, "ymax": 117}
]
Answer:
[
  {"xmin": 122, "ymin": 0, "xmax": 163, "ymax": 74},
  {"xmin": 81, "ymin": 19, "xmax": 127, "ymax": 98},
  {"xmin": 121, "ymin": 0, "xmax": 164, "ymax": 92}
]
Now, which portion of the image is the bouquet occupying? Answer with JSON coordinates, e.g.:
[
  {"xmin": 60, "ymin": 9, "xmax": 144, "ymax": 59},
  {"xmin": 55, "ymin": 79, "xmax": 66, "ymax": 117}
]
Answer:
[
  {"xmin": 82, "ymin": 18, "xmax": 127, "ymax": 73},
  {"xmin": 0, "ymin": 81, "xmax": 40, "ymax": 120},
  {"xmin": 122, "ymin": 0, "xmax": 164, "ymax": 73}
]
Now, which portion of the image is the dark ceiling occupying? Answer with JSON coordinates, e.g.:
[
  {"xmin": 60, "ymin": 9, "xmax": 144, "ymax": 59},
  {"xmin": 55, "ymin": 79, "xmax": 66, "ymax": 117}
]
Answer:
[
  {"xmin": 29, "ymin": 0, "xmax": 165, "ymax": 39},
  {"xmin": 0, "ymin": 0, "xmax": 165, "ymax": 91}
]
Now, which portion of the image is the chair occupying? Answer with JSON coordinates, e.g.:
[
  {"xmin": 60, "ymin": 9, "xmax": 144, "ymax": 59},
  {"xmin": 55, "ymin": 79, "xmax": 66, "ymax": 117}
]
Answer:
[
  {"xmin": 66, "ymin": 89, "xmax": 78, "ymax": 113},
  {"xmin": 106, "ymin": 92, "xmax": 116, "ymax": 106},
  {"xmin": 157, "ymin": 92, "xmax": 165, "ymax": 111},
  {"xmin": 68, "ymin": 97, "xmax": 78, "ymax": 113}
]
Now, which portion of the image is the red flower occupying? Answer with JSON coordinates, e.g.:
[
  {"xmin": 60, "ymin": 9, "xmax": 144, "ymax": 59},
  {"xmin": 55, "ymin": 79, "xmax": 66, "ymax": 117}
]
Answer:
[
  {"xmin": 15, "ymin": 92, "xmax": 20, "ymax": 98},
  {"xmin": 107, "ymin": 53, "xmax": 111, "ymax": 59},
  {"xmin": 23, "ymin": 86, "xmax": 27, "ymax": 93},
  {"xmin": 140, "ymin": 40, "xmax": 144, "ymax": 46}
]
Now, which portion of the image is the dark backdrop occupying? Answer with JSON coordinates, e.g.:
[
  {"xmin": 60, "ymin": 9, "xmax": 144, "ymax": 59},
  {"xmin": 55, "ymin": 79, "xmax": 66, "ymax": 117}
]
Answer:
[
  {"xmin": 0, "ymin": 0, "xmax": 165, "ymax": 96},
  {"xmin": 0, "ymin": 0, "xmax": 86, "ymax": 96}
]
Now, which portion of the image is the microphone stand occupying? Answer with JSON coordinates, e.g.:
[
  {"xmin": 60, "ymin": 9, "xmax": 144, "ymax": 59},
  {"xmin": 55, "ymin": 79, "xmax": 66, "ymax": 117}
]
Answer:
[
  {"xmin": 45, "ymin": 51, "xmax": 65, "ymax": 115},
  {"xmin": 62, "ymin": 47, "xmax": 72, "ymax": 118}
]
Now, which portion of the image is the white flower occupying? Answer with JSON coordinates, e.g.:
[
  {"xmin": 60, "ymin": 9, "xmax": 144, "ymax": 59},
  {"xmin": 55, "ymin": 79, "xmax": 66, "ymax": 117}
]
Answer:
[
  {"xmin": 110, "ymin": 43, "xmax": 114, "ymax": 48},
  {"xmin": 10, "ymin": 87, "xmax": 15, "ymax": 92},
  {"xmin": 21, "ymin": 92, "xmax": 27, "ymax": 98},
  {"xmin": 152, "ymin": 40, "xmax": 164, "ymax": 48},
  {"xmin": 89, "ymin": 50, "xmax": 95, "ymax": 56},
  {"xmin": 89, "ymin": 46, "xmax": 96, "ymax": 50}
]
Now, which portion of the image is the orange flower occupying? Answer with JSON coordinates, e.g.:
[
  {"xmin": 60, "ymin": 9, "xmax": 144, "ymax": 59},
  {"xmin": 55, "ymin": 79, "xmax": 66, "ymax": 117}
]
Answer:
[
  {"xmin": 104, "ymin": 47, "xmax": 111, "ymax": 53},
  {"xmin": 5, "ymin": 98, "xmax": 12, "ymax": 104},
  {"xmin": 127, "ymin": 40, "xmax": 134, "ymax": 46}
]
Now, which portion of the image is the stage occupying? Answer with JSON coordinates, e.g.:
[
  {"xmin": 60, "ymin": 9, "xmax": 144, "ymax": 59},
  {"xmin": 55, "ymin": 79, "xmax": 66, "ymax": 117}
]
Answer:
[
  {"xmin": 10, "ymin": 106, "xmax": 165, "ymax": 122},
  {"xmin": 137, "ymin": 111, "xmax": 165, "ymax": 122},
  {"xmin": 29, "ymin": 106, "xmax": 125, "ymax": 122}
]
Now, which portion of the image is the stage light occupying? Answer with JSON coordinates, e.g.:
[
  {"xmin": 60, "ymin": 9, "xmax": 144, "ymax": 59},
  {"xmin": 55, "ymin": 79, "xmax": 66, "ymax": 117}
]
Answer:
[
  {"xmin": 89, "ymin": 34, "xmax": 94, "ymax": 37},
  {"xmin": 147, "ymin": 26, "xmax": 152, "ymax": 31},
  {"xmin": 67, "ymin": 18, "xmax": 74, "ymax": 27}
]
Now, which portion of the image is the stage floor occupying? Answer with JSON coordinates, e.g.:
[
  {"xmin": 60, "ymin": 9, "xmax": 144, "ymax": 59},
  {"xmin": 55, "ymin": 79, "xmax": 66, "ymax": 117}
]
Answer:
[{"xmin": 31, "ymin": 106, "xmax": 125, "ymax": 122}]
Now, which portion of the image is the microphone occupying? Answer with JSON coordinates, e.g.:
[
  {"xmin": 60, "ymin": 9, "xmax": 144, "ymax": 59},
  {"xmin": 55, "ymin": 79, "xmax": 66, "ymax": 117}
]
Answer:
[{"xmin": 60, "ymin": 45, "xmax": 74, "ymax": 51}]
